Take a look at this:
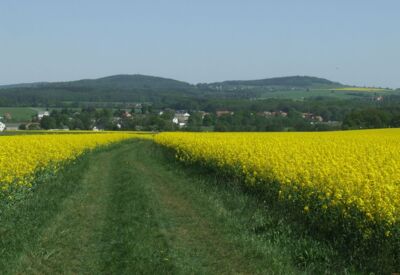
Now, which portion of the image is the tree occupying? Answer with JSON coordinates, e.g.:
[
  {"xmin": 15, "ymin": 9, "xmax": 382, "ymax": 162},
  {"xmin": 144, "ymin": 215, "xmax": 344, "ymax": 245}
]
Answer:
[
  {"xmin": 202, "ymin": 114, "xmax": 214, "ymax": 126},
  {"xmin": 391, "ymin": 114, "xmax": 400, "ymax": 127},
  {"xmin": 73, "ymin": 118, "xmax": 84, "ymax": 130},
  {"xmin": 342, "ymin": 108, "xmax": 391, "ymax": 129},
  {"xmin": 187, "ymin": 112, "xmax": 203, "ymax": 131},
  {"xmin": 40, "ymin": 116, "xmax": 57, "ymax": 129}
]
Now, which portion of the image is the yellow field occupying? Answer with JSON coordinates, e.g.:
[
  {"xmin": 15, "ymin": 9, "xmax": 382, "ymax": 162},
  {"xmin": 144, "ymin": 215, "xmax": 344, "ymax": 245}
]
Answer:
[
  {"xmin": 155, "ymin": 130, "xmax": 400, "ymax": 242},
  {"xmin": 0, "ymin": 132, "xmax": 150, "ymax": 190},
  {"xmin": 2, "ymin": 130, "xmax": 399, "ymax": 254}
]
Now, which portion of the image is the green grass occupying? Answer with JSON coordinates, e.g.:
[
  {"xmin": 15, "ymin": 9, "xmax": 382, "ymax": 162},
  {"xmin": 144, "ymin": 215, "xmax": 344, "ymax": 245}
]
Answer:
[
  {"xmin": 0, "ymin": 140, "xmax": 360, "ymax": 274},
  {"xmin": 0, "ymin": 107, "xmax": 45, "ymax": 122}
]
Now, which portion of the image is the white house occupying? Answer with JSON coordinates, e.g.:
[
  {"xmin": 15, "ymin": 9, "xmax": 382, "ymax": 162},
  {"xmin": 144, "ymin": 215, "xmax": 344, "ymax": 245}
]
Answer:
[
  {"xmin": 37, "ymin": 111, "xmax": 50, "ymax": 120},
  {"xmin": 172, "ymin": 112, "xmax": 191, "ymax": 128},
  {"xmin": 0, "ymin": 121, "xmax": 5, "ymax": 132}
]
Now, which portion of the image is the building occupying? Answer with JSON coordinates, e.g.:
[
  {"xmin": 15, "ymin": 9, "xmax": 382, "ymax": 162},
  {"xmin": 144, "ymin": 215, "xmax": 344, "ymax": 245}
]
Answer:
[
  {"xmin": 302, "ymin": 112, "xmax": 313, "ymax": 119},
  {"xmin": 0, "ymin": 121, "xmax": 5, "ymax": 132},
  {"xmin": 274, "ymin": 111, "xmax": 288, "ymax": 117},
  {"xmin": 257, "ymin": 111, "xmax": 273, "ymax": 117},
  {"xmin": 314, "ymin": 116, "xmax": 323, "ymax": 122},
  {"xmin": 172, "ymin": 111, "xmax": 190, "ymax": 127},
  {"xmin": 216, "ymin": 110, "xmax": 234, "ymax": 117},
  {"xmin": 121, "ymin": 111, "xmax": 132, "ymax": 118},
  {"xmin": 302, "ymin": 113, "xmax": 323, "ymax": 122},
  {"xmin": 4, "ymin": 123, "xmax": 19, "ymax": 131},
  {"xmin": 37, "ymin": 111, "xmax": 50, "ymax": 120},
  {"xmin": 197, "ymin": 111, "xmax": 209, "ymax": 119}
]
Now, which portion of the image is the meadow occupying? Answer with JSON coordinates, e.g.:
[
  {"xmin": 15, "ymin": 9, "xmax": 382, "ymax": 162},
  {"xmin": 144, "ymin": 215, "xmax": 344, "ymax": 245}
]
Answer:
[{"xmin": 0, "ymin": 107, "xmax": 44, "ymax": 122}]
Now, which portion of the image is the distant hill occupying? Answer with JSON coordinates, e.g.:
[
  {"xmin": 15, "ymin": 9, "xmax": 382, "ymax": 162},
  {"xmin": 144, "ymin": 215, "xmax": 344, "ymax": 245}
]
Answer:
[
  {"xmin": 0, "ymin": 74, "xmax": 353, "ymax": 107},
  {"xmin": 0, "ymin": 82, "xmax": 50, "ymax": 89},
  {"xmin": 0, "ymin": 74, "xmax": 199, "ymax": 107},
  {"xmin": 205, "ymin": 76, "xmax": 342, "ymax": 89},
  {"xmin": 0, "ymin": 74, "xmax": 194, "ymax": 91},
  {"xmin": 60, "ymin": 74, "xmax": 194, "ymax": 90}
]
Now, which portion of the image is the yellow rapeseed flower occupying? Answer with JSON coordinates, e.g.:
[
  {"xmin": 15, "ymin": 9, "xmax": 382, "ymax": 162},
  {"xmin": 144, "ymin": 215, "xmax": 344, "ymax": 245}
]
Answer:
[
  {"xmin": 0, "ymin": 132, "xmax": 151, "ymax": 189},
  {"xmin": 155, "ymin": 129, "xmax": 400, "ymax": 237}
]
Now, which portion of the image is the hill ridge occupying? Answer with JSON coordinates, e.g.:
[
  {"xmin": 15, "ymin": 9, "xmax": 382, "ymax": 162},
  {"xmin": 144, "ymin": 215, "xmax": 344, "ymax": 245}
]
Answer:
[
  {"xmin": 0, "ymin": 74, "xmax": 342, "ymax": 89},
  {"xmin": 207, "ymin": 75, "xmax": 342, "ymax": 88}
]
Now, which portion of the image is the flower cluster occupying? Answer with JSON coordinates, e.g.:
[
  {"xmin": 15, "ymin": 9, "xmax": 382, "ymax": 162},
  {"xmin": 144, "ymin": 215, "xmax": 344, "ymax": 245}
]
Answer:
[
  {"xmin": 155, "ymin": 130, "xmax": 400, "ymax": 244},
  {"xmin": 0, "ymin": 133, "xmax": 147, "ymax": 190}
]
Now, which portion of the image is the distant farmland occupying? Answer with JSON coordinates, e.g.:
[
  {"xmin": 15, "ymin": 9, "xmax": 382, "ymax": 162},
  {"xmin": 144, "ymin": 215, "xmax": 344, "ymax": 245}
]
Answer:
[
  {"xmin": 334, "ymin": 87, "xmax": 389, "ymax": 92},
  {"xmin": 0, "ymin": 107, "xmax": 45, "ymax": 122}
]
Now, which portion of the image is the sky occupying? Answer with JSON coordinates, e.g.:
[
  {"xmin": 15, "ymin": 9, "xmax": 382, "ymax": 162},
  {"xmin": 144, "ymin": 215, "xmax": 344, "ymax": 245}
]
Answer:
[{"xmin": 0, "ymin": 0, "xmax": 399, "ymax": 88}]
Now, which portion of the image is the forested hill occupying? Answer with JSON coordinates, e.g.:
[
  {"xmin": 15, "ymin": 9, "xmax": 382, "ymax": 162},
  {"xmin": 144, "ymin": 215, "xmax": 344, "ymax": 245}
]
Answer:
[
  {"xmin": 203, "ymin": 76, "xmax": 342, "ymax": 88},
  {"xmin": 0, "ymin": 74, "xmax": 194, "ymax": 91},
  {"xmin": 0, "ymin": 74, "xmax": 199, "ymax": 107},
  {"xmin": 0, "ymin": 74, "xmax": 348, "ymax": 107}
]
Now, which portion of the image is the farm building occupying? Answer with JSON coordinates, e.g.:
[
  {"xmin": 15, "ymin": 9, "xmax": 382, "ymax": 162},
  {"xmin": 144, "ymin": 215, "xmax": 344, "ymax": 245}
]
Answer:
[
  {"xmin": 4, "ymin": 123, "xmax": 20, "ymax": 131},
  {"xmin": 121, "ymin": 111, "xmax": 132, "ymax": 118},
  {"xmin": 37, "ymin": 111, "xmax": 50, "ymax": 120},
  {"xmin": 172, "ymin": 112, "xmax": 190, "ymax": 127},
  {"xmin": 0, "ymin": 121, "xmax": 5, "ymax": 132},
  {"xmin": 216, "ymin": 110, "xmax": 233, "ymax": 117},
  {"xmin": 302, "ymin": 113, "xmax": 324, "ymax": 122}
]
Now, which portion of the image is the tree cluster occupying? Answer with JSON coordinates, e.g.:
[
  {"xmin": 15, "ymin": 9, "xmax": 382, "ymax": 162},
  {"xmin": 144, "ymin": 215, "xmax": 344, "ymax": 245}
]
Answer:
[{"xmin": 342, "ymin": 107, "xmax": 400, "ymax": 129}]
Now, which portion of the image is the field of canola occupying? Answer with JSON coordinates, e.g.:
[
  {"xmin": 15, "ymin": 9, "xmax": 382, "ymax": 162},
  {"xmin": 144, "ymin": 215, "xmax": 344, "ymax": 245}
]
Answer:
[
  {"xmin": 155, "ymin": 130, "xmax": 400, "ymax": 257},
  {"xmin": 1, "ymin": 130, "xmax": 398, "ymax": 268},
  {"xmin": 0, "ymin": 133, "xmax": 149, "ymax": 191}
]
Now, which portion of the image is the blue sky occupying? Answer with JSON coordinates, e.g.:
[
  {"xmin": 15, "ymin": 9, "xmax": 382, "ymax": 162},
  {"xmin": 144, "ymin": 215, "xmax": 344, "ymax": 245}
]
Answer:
[{"xmin": 1, "ymin": 0, "xmax": 399, "ymax": 87}]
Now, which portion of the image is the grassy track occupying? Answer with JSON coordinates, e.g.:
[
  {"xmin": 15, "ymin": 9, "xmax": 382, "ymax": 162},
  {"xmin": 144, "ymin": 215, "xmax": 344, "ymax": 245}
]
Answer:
[{"xmin": 0, "ymin": 140, "xmax": 356, "ymax": 274}]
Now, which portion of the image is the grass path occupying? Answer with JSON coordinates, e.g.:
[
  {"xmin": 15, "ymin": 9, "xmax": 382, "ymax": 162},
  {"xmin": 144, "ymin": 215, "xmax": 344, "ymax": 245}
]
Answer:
[{"xmin": 0, "ymin": 140, "xmax": 353, "ymax": 274}]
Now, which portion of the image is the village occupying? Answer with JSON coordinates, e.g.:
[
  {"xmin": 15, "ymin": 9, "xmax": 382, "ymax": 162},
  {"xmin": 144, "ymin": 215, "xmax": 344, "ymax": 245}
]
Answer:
[{"xmin": 0, "ymin": 104, "xmax": 336, "ymax": 132}]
